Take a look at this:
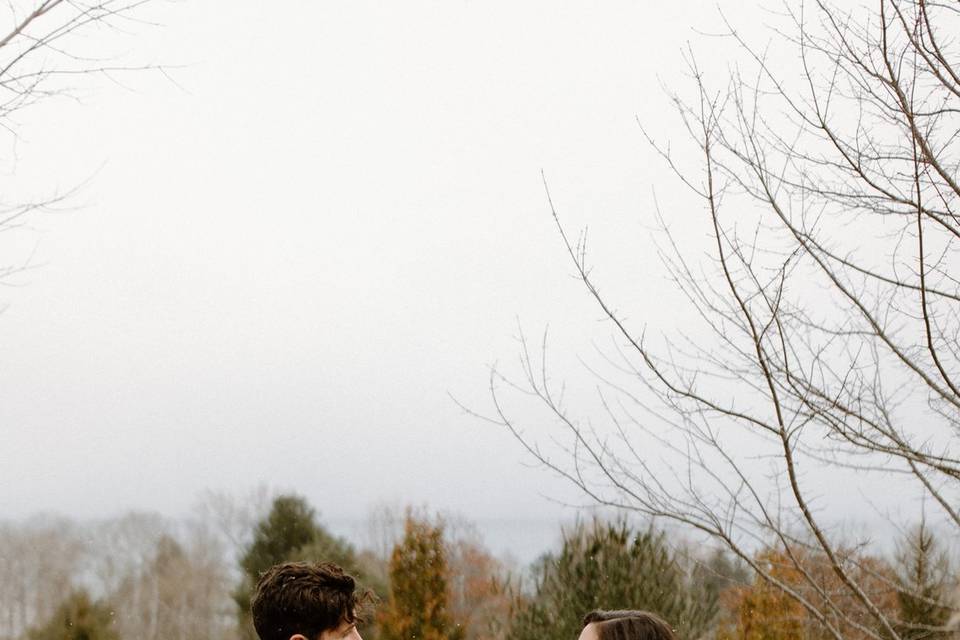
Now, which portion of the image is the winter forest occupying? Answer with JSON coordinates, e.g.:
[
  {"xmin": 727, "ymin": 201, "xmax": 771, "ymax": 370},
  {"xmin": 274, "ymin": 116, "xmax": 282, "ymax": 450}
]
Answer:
[
  {"xmin": 3, "ymin": 0, "xmax": 960, "ymax": 639},
  {"xmin": 3, "ymin": 491, "xmax": 957, "ymax": 640}
]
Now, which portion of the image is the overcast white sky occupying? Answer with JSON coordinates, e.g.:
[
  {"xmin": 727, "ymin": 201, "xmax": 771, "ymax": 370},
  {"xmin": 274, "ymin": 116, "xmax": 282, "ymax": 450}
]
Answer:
[{"xmin": 0, "ymin": 1, "xmax": 821, "ymax": 560}]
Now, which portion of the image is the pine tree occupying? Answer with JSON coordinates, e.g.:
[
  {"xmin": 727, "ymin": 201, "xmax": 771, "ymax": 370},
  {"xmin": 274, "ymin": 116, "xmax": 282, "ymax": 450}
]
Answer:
[
  {"xmin": 508, "ymin": 519, "xmax": 718, "ymax": 640},
  {"xmin": 895, "ymin": 521, "xmax": 954, "ymax": 640},
  {"xmin": 234, "ymin": 494, "xmax": 358, "ymax": 639},
  {"xmin": 28, "ymin": 590, "xmax": 118, "ymax": 640},
  {"xmin": 378, "ymin": 514, "xmax": 465, "ymax": 640}
]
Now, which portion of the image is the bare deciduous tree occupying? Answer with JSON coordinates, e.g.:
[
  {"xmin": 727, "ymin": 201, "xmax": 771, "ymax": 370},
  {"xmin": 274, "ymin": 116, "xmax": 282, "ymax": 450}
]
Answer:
[
  {"xmin": 0, "ymin": 0, "xmax": 164, "ymax": 292},
  {"xmin": 0, "ymin": 511, "xmax": 238, "ymax": 640},
  {"xmin": 478, "ymin": 1, "xmax": 960, "ymax": 638},
  {"xmin": 0, "ymin": 517, "xmax": 85, "ymax": 639},
  {"xmin": 110, "ymin": 525, "xmax": 235, "ymax": 640}
]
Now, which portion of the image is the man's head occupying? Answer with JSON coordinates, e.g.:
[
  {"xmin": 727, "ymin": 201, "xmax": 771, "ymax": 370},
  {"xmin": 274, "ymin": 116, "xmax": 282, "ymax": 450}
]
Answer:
[
  {"xmin": 578, "ymin": 610, "xmax": 677, "ymax": 640},
  {"xmin": 251, "ymin": 561, "xmax": 364, "ymax": 640}
]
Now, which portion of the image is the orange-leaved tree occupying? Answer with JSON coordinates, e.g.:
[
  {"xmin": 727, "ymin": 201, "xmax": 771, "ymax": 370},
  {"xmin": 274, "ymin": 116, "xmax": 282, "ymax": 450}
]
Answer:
[
  {"xmin": 718, "ymin": 546, "xmax": 900, "ymax": 640},
  {"xmin": 378, "ymin": 513, "xmax": 465, "ymax": 640}
]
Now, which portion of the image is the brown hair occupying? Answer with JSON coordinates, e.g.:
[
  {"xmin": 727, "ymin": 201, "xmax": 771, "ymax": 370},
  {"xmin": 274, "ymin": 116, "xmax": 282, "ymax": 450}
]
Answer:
[
  {"xmin": 251, "ymin": 561, "xmax": 364, "ymax": 640},
  {"xmin": 582, "ymin": 610, "xmax": 678, "ymax": 640}
]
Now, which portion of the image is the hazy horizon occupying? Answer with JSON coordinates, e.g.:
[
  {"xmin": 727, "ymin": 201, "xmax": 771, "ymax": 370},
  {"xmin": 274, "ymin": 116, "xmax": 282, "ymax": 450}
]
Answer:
[{"xmin": 1, "ymin": 0, "xmax": 931, "ymax": 564}]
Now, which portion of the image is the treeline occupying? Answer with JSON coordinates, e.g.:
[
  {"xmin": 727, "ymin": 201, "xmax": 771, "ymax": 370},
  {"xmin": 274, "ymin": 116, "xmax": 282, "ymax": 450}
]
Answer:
[{"xmin": 2, "ymin": 492, "xmax": 957, "ymax": 640}]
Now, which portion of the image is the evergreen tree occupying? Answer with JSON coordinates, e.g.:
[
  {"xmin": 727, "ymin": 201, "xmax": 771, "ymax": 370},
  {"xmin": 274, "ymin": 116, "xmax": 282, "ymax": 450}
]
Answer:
[
  {"xmin": 234, "ymin": 494, "xmax": 358, "ymax": 639},
  {"xmin": 28, "ymin": 590, "xmax": 118, "ymax": 640},
  {"xmin": 894, "ymin": 521, "xmax": 954, "ymax": 640},
  {"xmin": 378, "ymin": 514, "xmax": 465, "ymax": 640},
  {"xmin": 509, "ymin": 519, "xmax": 718, "ymax": 640}
]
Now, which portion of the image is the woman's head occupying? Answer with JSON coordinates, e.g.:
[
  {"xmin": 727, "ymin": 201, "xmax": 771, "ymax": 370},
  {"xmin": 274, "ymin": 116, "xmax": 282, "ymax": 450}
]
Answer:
[{"xmin": 578, "ymin": 610, "xmax": 677, "ymax": 640}]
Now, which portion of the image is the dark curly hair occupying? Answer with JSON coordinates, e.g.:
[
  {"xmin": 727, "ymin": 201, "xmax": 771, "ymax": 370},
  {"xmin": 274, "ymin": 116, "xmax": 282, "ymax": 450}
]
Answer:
[
  {"xmin": 251, "ymin": 562, "xmax": 365, "ymax": 640},
  {"xmin": 582, "ymin": 610, "xmax": 677, "ymax": 640}
]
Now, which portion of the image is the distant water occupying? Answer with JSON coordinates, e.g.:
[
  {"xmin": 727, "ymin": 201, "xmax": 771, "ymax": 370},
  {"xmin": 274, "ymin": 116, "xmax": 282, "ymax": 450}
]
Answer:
[
  {"xmin": 328, "ymin": 516, "xmax": 564, "ymax": 569},
  {"xmin": 465, "ymin": 517, "xmax": 565, "ymax": 566}
]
